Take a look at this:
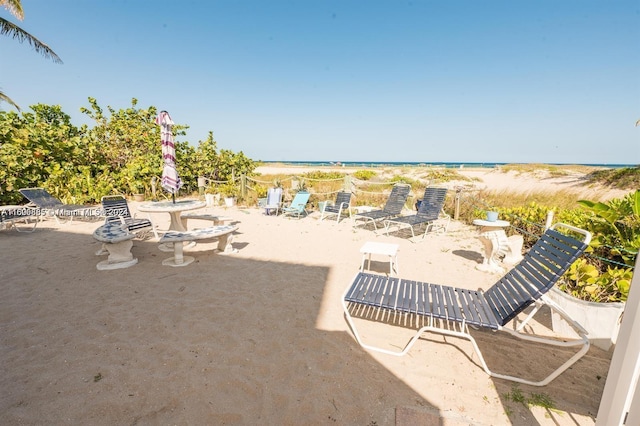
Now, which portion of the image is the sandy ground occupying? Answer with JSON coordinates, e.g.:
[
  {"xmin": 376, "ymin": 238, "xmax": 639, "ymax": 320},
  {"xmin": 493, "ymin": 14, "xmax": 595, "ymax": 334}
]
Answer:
[{"xmin": 0, "ymin": 167, "xmax": 626, "ymax": 425}]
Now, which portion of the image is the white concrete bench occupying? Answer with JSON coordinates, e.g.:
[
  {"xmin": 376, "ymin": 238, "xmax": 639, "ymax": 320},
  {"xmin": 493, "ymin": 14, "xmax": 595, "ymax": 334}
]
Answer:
[
  {"xmin": 93, "ymin": 223, "xmax": 137, "ymax": 270},
  {"xmin": 158, "ymin": 225, "xmax": 239, "ymax": 267},
  {"xmin": 179, "ymin": 212, "xmax": 233, "ymax": 229}
]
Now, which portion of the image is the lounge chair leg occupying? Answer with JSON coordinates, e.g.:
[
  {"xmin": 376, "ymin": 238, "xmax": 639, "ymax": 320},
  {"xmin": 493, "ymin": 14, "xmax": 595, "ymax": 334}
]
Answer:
[{"xmin": 11, "ymin": 217, "xmax": 38, "ymax": 233}]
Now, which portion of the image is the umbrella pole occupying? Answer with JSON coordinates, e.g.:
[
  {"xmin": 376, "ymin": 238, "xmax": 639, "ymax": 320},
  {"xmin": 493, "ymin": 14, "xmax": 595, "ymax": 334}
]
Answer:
[{"xmin": 172, "ymin": 192, "xmax": 176, "ymax": 204}]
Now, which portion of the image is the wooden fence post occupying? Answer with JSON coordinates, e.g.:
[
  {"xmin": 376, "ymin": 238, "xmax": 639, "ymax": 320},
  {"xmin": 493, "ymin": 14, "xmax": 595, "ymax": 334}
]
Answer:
[{"xmin": 240, "ymin": 174, "xmax": 247, "ymax": 199}]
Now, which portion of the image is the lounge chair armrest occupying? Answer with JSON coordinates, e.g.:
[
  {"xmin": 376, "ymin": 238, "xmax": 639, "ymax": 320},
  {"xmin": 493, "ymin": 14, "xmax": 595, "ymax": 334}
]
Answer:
[{"xmin": 549, "ymin": 222, "xmax": 592, "ymax": 245}]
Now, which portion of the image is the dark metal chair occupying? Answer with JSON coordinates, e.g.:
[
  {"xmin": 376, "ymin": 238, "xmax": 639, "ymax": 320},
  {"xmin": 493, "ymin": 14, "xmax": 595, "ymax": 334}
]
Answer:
[{"xmin": 320, "ymin": 191, "xmax": 352, "ymax": 223}]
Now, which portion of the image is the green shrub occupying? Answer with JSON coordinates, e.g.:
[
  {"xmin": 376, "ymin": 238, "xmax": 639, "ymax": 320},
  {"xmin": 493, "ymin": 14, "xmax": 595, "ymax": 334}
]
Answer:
[
  {"xmin": 559, "ymin": 259, "xmax": 632, "ymax": 303},
  {"xmin": 302, "ymin": 171, "xmax": 345, "ymax": 180},
  {"xmin": 577, "ymin": 190, "xmax": 640, "ymax": 267},
  {"xmin": 0, "ymin": 98, "xmax": 256, "ymax": 204},
  {"xmin": 353, "ymin": 170, "xmax": 376, "ymax": 180}
]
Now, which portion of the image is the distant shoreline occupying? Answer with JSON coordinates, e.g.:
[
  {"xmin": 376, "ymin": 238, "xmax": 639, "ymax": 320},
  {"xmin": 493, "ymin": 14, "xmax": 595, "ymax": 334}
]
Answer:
[{"xmin": 258, "ymin": 161, "xmax": 632, "ymax": 169}]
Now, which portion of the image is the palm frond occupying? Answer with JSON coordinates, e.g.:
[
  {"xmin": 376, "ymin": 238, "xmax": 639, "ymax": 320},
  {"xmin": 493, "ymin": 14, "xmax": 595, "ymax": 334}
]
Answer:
[
  {"xmin": 0, "ymin": 17, "xmax": 62, "ymax": 63},
  {"xmin": 1, "ymin": 0, "xmax": 24, "ymax": 20},
  {"xmin": 0, "ymin": 90, "xmax": 21, "ymax": 111}
]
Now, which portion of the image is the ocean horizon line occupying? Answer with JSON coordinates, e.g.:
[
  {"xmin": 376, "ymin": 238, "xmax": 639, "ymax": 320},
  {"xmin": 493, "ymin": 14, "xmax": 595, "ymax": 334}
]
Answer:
[{"xmin": 259, "ymin": 161, "xmax": 635, "ymax": 169}]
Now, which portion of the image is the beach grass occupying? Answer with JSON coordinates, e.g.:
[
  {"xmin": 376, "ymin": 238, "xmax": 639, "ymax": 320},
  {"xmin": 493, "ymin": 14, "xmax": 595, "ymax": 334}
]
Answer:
[
  {"xmin": 585, "ymin": 166, "xmax": 640, "ymax": 189},
  {"xmin": 246, "ymin": 164, "xmax": 637, "ymax": 220},
  {"xmin": 479, "ymin": 188, "xmax": 610, "ymax": 210}
]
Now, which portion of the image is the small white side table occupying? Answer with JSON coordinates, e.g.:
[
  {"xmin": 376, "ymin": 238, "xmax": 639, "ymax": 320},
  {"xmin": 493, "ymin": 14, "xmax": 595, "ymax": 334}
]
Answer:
[
  {"xmin": 354, "ymin": 206, "xmax": 375, "ymax": 214},
  {"xmin": 360, "ymin": 241, "xmax": 399, "ymax": 276}
]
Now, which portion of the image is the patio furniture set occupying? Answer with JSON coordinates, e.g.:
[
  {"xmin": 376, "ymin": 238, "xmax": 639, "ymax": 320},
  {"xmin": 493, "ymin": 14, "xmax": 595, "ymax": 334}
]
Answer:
[{"xmin": 95, "ymin": 196, "xmax": 238, "ymax": 270}]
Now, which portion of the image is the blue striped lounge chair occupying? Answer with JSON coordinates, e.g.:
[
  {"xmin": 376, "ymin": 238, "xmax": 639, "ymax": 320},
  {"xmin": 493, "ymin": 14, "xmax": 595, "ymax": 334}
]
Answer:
[
  {"xmin": 383, "ymin": 187, "xmax": 450, "ymax": 240},
  {"xmin": 352, "ymin": 183, "xmax": 411, "ymax": 230},
  {"xmin": 342, "ymin": 223, "xmax": 592, "ymax": 386}
]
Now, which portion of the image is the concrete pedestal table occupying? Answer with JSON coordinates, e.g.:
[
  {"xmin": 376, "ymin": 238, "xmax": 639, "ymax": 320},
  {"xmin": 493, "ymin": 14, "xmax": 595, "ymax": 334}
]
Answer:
[
  {"xmin": 138, "ymin": 199, "xmax": 206, "ymax": 252},
  {"xmin": 138, "ymin": 199, "xmax": 206, "ymax": 232},
  {"xmin": 472, "ymin": 219, "xmax": 511, "ymax": 273}
]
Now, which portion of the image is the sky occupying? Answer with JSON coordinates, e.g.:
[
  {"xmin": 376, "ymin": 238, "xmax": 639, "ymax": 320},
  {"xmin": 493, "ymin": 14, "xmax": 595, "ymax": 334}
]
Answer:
[{"xmin": 1, "ymin": 0, "xmax": 639, "ymax": 165}]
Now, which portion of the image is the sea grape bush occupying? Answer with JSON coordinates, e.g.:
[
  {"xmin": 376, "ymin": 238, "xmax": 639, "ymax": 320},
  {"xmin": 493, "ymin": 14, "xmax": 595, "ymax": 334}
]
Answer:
[
  {"xmin": 498, "ymin": 202, "xmax": 552, "ymax": 244},
  {"xmin": 558, "ymin": 258, "xmax": 632, "ymax": 303},
  {"xmin": 497, "ymin": 191, "xmax": 639, "ymax": 303},
  {"xmin": 0, "ymin": 98, "xmax": 257, "ymax": 204},
  {"xmin": 577, "ymin": 190, "xmax": 640, "ymax": 267}
]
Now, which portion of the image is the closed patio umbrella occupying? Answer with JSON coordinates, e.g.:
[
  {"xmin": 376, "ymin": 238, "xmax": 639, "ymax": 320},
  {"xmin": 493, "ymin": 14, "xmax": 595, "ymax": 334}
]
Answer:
[{"xmin": 156, "ymin": 110, "xmax": 182, "ymax": 203}]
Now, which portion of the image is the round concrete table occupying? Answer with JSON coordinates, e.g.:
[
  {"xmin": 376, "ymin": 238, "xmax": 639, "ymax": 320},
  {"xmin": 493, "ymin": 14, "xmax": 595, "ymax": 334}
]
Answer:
[
  {"xmin": 138, "ymin": 200, "xmax": 206, "ymax": 252},
  {"xmin": 138, "ymin": 199, "xmax": 206, "ymax": 232}
]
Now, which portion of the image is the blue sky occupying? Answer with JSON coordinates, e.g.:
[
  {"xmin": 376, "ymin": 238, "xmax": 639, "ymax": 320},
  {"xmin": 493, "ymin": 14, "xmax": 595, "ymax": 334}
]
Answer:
[{"xmin": 1, "ymin": 1, "xmax": 639, "ymax": 164}]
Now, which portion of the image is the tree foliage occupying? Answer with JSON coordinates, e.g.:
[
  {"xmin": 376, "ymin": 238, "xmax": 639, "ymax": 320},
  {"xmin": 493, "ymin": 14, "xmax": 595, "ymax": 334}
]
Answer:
[
  {"xmin": 0, "ymin": 104, "xmax": 89, "ymax": 203},
  {"xmin": 0, "ymin": 98, "xmax": 257, "ymax": 204}
]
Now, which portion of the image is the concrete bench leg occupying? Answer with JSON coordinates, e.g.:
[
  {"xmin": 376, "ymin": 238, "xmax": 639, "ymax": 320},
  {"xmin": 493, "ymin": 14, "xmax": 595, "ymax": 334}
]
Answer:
[
  {"xmin": 96, "ymin": 244, "xmax": 109, "ymax": 256},
  {"xmin": 216, "ymin": 233, "xmax": 237, "ymax": 254},
  {"xmin": 96, "ymin": 240, "xmax": 138, "ymax": 270},
  {"xmin": 162, "ymin": 241, "xmax": 196, "ymax": 267}
]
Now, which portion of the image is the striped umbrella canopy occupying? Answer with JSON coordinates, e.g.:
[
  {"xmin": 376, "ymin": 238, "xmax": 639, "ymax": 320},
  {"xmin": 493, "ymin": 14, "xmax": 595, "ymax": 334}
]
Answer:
[{"xmin": 156, "ymin": 110, "xmax": 182, "ymax": 202}]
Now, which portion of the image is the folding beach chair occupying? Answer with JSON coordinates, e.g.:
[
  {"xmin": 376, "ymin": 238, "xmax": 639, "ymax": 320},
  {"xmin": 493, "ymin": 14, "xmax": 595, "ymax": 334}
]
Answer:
[
  {"xmin": 282, "ymin": 191, "xmax": 311, "ymax": 219},
  {"xmin": 101, "ymin": 195, "xmax": 154, "ymax": 237},
  {"xmin": 352, "ymin": 183, "xmax": 411, "ymax": 230},
  {"xmin": 19, "ymin": 187, "xmax": 95, "ymax": 224},
  {"xmin": 264, "ymin": 187, "xmax": 283, "ymax": 216},
  {"xmin": 342, "ymin": 223, "xmax": 592, "ymax": 386},
  {"xmin": 320, "ymin": 191, "xmax": 352, "ymax": 223},
  {"xmin": 383, "ymin": 187, "xmax": 450, "ymax": 240}
]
